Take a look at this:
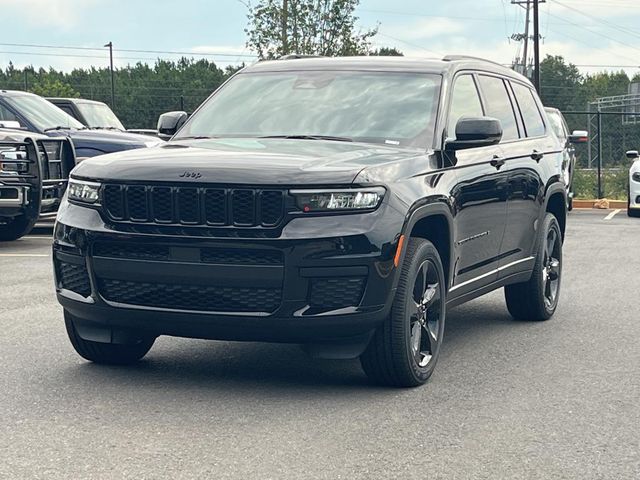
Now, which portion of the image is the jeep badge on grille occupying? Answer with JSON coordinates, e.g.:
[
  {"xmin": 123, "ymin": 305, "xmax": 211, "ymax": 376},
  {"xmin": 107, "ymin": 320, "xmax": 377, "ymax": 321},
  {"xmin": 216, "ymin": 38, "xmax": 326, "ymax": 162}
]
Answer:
[{"xmin": 179, "ymin": 171, "xmax": 202, "ymax": 179}]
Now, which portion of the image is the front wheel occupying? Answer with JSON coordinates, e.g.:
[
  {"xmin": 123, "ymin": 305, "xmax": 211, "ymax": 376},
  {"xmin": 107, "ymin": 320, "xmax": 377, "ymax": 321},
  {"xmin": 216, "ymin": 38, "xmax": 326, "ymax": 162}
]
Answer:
[
  {"xmin": 360, "ymin": 238, "xmax": 446, "ymax": 387},
  {"xmin": 65, "ymin": 311, "xmax": 155, "ymax": 365},
  {"xmin": 504, "ymin": 213, "xmax": 562, "ymax": 321},
  {"xmin": 0, "ymin": 215, "xmax": 37, "ymax": 241}
]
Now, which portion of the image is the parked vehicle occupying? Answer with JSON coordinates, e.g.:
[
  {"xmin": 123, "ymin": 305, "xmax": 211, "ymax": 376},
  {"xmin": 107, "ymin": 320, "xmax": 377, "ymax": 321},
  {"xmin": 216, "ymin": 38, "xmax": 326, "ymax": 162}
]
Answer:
[
  {"xmin": 54, "ymin": 56, "xmax": 568, "ymax": 387},
  {"xmin": 1, "ymin": 129, "xmax": 76, "ymax": 240},
  {"xmin": 0, "ymin": 90, "xmax": 162, "ymax": 159},
  {"xmin": 627, "ymin": 150, "xmax": 640, "ymax": 217},
  {"xmin": 545, "ymin": 107, "xmax": 588, "ymax": 211},
  {"xmin": 47, "ymin": 97, "xmax": 160, "ymax": 137}
]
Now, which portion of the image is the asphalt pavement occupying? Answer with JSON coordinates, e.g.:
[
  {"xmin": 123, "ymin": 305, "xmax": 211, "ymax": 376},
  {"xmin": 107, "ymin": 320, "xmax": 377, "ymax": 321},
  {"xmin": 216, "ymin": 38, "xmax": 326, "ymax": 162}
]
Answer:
[{"xmin": 1, "ymin": 210, "xmax": 639, "ymax": 479}]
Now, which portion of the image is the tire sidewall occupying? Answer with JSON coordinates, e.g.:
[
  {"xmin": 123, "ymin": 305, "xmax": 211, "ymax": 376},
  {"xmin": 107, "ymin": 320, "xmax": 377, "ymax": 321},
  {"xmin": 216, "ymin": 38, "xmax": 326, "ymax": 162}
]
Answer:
[
  {"xmin": 394, "ymin": 240, "xmax": 446, "ymax": 383},
  {"xmin": 538, "ymin": 214, "xmax": 563, "ymax": 317}
]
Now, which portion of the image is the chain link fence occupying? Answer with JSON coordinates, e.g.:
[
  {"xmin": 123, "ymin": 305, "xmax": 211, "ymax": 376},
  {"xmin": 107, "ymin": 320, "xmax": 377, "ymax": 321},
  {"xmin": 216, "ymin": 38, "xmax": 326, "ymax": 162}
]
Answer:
[{"xmin": 563, "ymin": 109, "xmax": 640, "ymax": 200}]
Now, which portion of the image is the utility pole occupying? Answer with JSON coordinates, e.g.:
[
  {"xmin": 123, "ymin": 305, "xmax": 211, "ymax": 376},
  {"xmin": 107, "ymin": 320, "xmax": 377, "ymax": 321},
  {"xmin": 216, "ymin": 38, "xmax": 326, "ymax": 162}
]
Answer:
[
  {"xmin": 533, "ymin": 0, "xmax": 541, "ymax": 93},
  {"xmin": 511, "ymin": 0, "xmax": 544, "ymax": 88},
  {"xmin": 522, "ymin": 0, "xmax": 530, "ymax": 75},
  {"xmin": 104, "ymin": 41, "xmax": 115, "ymax": 108},
  {"xmin": 281, "ymin": 0, "xmax": 289, "ymax": 55}
]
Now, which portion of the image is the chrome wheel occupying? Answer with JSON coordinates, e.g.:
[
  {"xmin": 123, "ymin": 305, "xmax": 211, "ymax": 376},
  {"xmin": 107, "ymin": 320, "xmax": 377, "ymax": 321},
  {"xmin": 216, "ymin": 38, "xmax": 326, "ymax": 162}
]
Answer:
[
  {"xmin": 409, "ymin": 260, "xmax": 442, "ymax": 368},
  {"xmin": 542, "ymin": 227, "xmax": 561, "ymax": 309}
]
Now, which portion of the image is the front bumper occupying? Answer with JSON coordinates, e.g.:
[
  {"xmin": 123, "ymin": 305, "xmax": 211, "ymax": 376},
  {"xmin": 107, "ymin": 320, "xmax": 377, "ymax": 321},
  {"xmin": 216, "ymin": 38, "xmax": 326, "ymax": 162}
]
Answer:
[
  {"xmin": 629, "ymin": 179, "xmax": 640, "ymax": 209},
  {"xmin": 54, "ymin": 201, "xmax": 403, "ymax": 344}
]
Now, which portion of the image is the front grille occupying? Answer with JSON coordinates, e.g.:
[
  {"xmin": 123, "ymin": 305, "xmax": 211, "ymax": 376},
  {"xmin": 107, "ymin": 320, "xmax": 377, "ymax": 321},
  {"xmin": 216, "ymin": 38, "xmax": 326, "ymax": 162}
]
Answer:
[
  {"xmin": 93, "ymin": 242, "xmax": 170, "ymax": 261},
  {"xmin": 57, "ymin": 261, "xmax": 91, "ymax": 297},
  {"xmin": 201, "ymin": 247, "xmax": 283, "ymax": 265},
  {"xmin": 102, "ymin": 184, "xmax": 285, "ymax": 227},
  {"xmin": 99, "ymin": 279, "xmax": 281, "ymax": 313},
  {"xmin": 308, "ymin": 277, "xmax": 365, "ymax": 310}
]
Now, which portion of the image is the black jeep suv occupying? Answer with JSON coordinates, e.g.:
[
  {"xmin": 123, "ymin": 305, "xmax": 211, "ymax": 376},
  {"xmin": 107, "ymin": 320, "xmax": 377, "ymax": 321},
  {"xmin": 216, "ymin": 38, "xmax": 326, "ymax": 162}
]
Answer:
[{"xmin": 54, "ymin": 56, "xmax": 566, "ymax": 387}]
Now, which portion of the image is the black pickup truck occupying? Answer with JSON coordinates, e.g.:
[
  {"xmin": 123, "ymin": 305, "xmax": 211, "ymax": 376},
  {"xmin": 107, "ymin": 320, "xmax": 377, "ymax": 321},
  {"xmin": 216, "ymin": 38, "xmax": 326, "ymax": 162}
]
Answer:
[
  {"xmin": 0, "ymin": 129, "xmax": 76, "ymax": 240},
  {"xmin": 0, "ymin": 90, "xmax": 162, "ymax": 159}
]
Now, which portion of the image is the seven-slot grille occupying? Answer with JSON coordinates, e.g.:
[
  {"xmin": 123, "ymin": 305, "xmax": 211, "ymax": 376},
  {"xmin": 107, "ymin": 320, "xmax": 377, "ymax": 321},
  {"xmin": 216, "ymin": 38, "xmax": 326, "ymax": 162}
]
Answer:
[{"xmin": 102, "ymin": 184, "xmax": 285, "ymax": 227}]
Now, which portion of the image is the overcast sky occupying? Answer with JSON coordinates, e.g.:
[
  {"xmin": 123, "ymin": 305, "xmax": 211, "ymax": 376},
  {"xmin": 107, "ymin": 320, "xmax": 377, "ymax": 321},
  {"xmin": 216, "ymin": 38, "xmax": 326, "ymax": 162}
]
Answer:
[{"xmin": 1, "ymin": 0, "xmax": 640, "ymax": 76}]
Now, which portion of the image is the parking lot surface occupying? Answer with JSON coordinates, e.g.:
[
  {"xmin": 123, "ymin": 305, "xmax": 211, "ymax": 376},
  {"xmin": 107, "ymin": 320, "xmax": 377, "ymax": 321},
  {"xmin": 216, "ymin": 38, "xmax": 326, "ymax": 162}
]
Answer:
[{"xmin": 1, "ymin": 210, "xmax": 639, "ymax": 479}]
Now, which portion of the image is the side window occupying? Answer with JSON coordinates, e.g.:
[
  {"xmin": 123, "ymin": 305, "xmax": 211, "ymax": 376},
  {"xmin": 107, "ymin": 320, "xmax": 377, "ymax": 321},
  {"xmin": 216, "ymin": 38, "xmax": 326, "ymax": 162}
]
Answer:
[
  {"xmin": 447, "ymin": 75, "xmax": 483, "ymax": 138},
  {"xmin": 0, "ymin": 103, "xmax": 19, "ymax": 122},
  {"xmin": 512, "ymin": 82, "xmax": 546, "ymax": 138},
  {"xmin": 477, "ymin": 75, "xmax": 520, "ymax": 142},
  {"xmin": 58, "ymin": 105, "xmax": 76, "ymax": 118}
]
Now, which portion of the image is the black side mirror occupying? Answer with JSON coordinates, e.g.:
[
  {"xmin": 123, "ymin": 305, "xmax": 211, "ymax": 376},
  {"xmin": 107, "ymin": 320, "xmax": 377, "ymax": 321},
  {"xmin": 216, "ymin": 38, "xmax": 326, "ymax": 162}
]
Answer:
[
  {"xmin": 157, "ymin": 111, "xmax": 188, "ymax": 139},
  {"xmin": 445, "ymin": 117, "xmax": 503, "ymax": 151},
  {"xmin": 626, "ymin": 150, "xmax": 640, "ymax": 160}
]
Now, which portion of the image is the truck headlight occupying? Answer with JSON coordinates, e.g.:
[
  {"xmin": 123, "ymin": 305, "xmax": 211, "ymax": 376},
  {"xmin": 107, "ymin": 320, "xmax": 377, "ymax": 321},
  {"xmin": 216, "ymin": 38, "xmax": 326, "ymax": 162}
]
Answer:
[
  {"xmin": 632, "ymin": 172, "xmax": 640, "ymax": 183},
  {"xmin": 68, "ymin": 178, "xmax": 101, "ymax": 204},
  {"xmin": 291, "ymin": 187, "xmax": 385, "ymax": 212}
]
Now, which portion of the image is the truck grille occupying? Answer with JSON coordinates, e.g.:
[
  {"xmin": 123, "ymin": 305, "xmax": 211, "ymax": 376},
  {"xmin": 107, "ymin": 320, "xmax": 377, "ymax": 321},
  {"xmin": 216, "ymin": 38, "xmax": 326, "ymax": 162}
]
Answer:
[
  {"xmin": 99, "ymin": 279, "xmax": 281, "ymax": 313},
  {"xmin": 102, "ymin": 184, "xmax": 285, "ymax": 227}
]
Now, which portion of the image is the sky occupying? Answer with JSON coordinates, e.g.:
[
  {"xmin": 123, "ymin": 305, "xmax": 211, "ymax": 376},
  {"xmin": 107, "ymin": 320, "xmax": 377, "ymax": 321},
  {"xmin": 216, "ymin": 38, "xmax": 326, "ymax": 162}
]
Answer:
[{"xmin": 1, "ymin": 0, "xmax": 640, "ymax": 77}]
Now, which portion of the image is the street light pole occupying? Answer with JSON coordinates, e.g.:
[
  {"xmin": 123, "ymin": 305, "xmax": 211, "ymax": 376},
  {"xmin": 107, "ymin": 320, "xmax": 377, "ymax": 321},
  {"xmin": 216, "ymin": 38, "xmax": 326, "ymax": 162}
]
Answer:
[{"xmin": 104, "ymin": 41, "xmax": 115, "ymax": 109}]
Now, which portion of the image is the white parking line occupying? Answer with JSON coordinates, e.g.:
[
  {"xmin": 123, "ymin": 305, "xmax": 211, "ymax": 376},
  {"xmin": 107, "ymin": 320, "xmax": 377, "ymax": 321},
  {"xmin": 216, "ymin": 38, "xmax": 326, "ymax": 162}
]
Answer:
[{"xmin": 604, "ymin": 209, "xmax": 621, "ymax": 220}]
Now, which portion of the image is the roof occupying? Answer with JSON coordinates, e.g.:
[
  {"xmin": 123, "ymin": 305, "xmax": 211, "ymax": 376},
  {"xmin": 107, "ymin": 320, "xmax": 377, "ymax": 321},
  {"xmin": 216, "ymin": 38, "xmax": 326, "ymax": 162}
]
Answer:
[{"xmin": 242, "ymin": 55, "xmax": 532, "ymax": 85}]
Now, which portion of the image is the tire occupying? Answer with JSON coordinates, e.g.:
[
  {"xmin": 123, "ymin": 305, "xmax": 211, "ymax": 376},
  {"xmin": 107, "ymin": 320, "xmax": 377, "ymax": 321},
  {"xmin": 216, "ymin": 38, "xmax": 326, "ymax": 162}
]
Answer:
[
  {"xmin": 628, "ymin": 188, "xmax": 640, "ymax": 217},
  {"xmin": 0, "ymin": 215, "xmax": 37, "ymax": 241},
  {"xmin": 504, "ymin": 213, "xmax": 562, "ymax": 321},
  {"xmin": 64, "ymin": 311, "xmax": 155, "ymax": 365},
  {"xmin": 567, "ymin": 195, "xmax": 573, "ymax": 212},
  {"xmin": 360, "ymin": 238, "xmax": 446, "ymax": 387}
]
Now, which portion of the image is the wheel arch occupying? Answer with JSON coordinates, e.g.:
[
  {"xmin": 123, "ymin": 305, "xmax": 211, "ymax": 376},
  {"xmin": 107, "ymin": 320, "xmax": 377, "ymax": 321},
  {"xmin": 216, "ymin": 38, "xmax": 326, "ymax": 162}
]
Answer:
[
  {"xmin": 544, "ymin": 184, "xmax": 567, "ymax": 240},
  {"xmin": 401, "ymin": 201, "xmax": 455, "ymax": 291}
]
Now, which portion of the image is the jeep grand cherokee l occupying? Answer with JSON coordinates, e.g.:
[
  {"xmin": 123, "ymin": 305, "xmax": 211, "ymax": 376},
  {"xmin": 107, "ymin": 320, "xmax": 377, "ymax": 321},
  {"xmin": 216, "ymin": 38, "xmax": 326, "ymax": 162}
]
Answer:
[{"xmin": 53, "ymin": 56, "xmax": 567, "ymax": 387}]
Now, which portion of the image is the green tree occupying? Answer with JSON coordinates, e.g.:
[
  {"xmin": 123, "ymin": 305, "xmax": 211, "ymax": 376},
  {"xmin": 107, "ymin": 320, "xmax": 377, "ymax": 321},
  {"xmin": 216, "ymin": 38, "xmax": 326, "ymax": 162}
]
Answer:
[
  {"xmin": 539, "ymin": 55, "xmax": 584, "ymax": 111},
  {"xmin": 30, "ymin": 78, "xmax": 80, "ymax": 98},
  {"xmin": 245, "ymin": 0, "xmax": 378, "ymax": 59},
  {"xmin": 369, "ymin": 47, "xmax": 403, "ymax": 56}
]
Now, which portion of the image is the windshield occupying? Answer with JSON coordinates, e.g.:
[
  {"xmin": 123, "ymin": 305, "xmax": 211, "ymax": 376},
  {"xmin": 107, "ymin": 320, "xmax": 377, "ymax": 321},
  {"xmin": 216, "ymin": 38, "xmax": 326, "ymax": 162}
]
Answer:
[
  {"xmin": 76, "ymin": 102, "xmax": 125, "ymax": 130},
  {"xmin": 546, "ymin": 110, "xmax": 566, "ymax": 140},
  {"xmin": 175, "ymin": 71, "xmax": 442, "ymax": 148},
  {"xmin": 5, "ymin": 94, "xmax": 85, "ymax": 131}
]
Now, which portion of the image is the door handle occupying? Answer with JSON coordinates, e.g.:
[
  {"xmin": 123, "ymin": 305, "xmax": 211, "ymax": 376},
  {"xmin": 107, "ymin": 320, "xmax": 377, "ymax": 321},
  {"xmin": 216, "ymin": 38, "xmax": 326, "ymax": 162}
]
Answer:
[
  {"xmin": 531, "ymin": 149, "xmax": 544, "ymax": 162},
  {"xmin": 490, "ymin": 156, "xmax": 505, "ymax": 169}
]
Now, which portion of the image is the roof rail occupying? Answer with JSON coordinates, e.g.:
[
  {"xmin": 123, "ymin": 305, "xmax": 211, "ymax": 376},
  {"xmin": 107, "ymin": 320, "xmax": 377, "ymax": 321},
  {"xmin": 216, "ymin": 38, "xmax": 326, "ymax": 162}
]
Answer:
[
  {"xmin": 442, "ymin": 55, "xmax": 506, "ymax": 68},
  {"xmin": 278, "ymin": 54, "xmax": 326, "ymax": 60}
]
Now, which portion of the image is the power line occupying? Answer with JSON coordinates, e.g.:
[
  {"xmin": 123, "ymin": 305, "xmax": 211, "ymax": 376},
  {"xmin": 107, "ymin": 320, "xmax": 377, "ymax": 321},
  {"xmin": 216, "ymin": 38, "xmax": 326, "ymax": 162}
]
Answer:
[
  {"xmin": 549, "ymin": 0, "xmax": 640, "ymax": 40},
  {"xmin": 0, "ymin": 42, "xmax": 256, "ymax": 58}
]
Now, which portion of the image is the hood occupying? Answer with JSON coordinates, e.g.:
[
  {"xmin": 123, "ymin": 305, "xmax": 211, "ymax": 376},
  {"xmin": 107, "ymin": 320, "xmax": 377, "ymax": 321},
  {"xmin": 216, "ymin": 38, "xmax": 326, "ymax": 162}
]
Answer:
[
  {"xmin": 71, "ymin": 137, "xmax": 425, "ymax": 185},
  {"xmin": 48, "ymin": 129, "xmax": 161, "ymax": 154}
]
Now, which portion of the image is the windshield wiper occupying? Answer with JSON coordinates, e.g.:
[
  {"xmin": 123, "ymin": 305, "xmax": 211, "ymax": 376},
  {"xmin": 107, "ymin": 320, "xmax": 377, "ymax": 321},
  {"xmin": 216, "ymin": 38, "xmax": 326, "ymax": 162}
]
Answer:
[
  {"xmin": 259, "ymin": 134, "xmax": 353, "ymax": 142},
  {"xmin": 176, "ymin": 135, "xmax": 219, "ymax": 140},
  {"xmin": 43, "ymin": 126, "xmax": 86, "ymax": 132}
]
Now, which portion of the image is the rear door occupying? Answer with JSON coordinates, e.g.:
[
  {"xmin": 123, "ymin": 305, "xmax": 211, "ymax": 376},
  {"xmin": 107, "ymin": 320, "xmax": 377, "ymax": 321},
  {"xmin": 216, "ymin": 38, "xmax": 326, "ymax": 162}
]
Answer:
[{"xmin": 498, "ymin": 80, "xmax": 558, "ymax": 277}]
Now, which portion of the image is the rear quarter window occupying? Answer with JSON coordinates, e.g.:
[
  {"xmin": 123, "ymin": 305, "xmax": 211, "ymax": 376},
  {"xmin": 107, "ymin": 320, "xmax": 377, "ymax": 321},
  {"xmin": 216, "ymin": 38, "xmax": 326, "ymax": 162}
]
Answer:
[{"xmin": 512, "ymin": 82, "xmax": 546, "ymax": 138}]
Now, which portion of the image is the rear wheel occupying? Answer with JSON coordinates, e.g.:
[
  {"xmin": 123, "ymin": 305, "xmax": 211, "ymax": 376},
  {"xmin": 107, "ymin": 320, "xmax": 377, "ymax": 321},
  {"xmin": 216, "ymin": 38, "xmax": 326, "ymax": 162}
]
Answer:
[
  {"xmin": 64, "ymin": 311, "xmax": 155, "ymax": 365},
  {"xmin": 0, "ymin": 215, "xmax": 37, "ymax": 241},
  {"xmin": 360, "ymin": 238, "xmax": 446, "ymax": 387},
  {"xmin": 505, "ymin": 213, "xmax": 562, "ymax": 321}
]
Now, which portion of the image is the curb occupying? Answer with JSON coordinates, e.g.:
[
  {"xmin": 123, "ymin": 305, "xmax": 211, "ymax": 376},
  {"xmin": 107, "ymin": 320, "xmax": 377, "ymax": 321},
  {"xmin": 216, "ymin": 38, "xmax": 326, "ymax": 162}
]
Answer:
[{"xmin": 573, "ymin": 199, "xmax": 627, "ymax": 209}]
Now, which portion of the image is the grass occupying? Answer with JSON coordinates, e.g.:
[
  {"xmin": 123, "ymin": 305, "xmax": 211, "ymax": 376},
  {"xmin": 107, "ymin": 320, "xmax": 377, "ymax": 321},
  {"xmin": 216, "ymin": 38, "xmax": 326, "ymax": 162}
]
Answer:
[{"xmin": 573, "ymin": 169, "xmax": 629, "ymax": 200}]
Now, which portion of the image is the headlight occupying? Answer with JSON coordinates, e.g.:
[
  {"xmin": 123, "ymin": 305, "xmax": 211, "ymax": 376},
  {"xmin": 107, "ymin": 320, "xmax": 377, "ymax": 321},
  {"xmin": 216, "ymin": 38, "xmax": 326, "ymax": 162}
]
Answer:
[
  {"xmin": 68, "ymin": 179, "xmax": 101, "ymax": 204},
  {"xmin": 291, "ymin": 188, "xmax": 385, "ymax": 212},
  {"xmin": 632, "ymin": 172, "xmax": 640, "ymax": 183}
]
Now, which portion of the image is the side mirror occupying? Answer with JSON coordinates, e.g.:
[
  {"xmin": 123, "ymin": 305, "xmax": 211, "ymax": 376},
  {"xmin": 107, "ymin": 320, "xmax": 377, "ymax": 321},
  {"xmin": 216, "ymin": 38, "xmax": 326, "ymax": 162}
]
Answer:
[
  {"xmin": 157, "ymin": 111, "xmax": 188, "ymax": 139},
  {"xmin": 626, "ymin": 150, "xmax": 639, "ymax": 160},
  {"xmin": 0, "ymin": 120, "xmax": 22, "ymax": 129},
  {"xmin": 445, "ymin": 117, "xmax": 503, "ymax": 151},
  {"xmin": 568, "ymin": 130, "xmax": 588, "ymax": 144}
]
